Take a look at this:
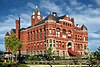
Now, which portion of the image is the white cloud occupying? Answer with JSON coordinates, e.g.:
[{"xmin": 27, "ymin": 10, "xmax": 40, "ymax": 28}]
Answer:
[
  {"xmin": 89, "ymin": 40, "xmax": 100, "ymax": 51},
  {"xmin": 40, "ymin": 0, "xmax": 63, "ymax": 15},
  {"xmin": 0, "ymin": 44, "xmax": 5, "ymax": 51},
  {"xmin": 70, "ymin": 14, "xmax": 100, "ymax": 33},
  {"xmin": 95, "ymin": 0, "xmax": 100, "ymax": 5},
  {"xmin": 27, "ymin": 2, "xmax": 36, "ymax": 9},
  {"xmin": 70, "ymin": 0, "xmax": 81, "ymax": 6},
  {"xmin": 0, "ymin": 2, "xmax": 33, "ymax": 51},
  {"xmin": 89, "ymin": 33, "xmax": 100, "ymax": 39}
]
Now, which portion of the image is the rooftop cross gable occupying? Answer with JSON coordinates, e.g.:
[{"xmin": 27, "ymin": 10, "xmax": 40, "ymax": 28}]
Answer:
[
  {"xmin": 5, "ymin": 32, "xmax": 10, "ymax": 36},
  {"xmin": 81, "ymin": 24, "xmax": 88, "ymax": 30}
]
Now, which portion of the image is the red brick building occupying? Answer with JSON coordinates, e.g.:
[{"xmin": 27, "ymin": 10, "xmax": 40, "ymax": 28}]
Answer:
[{"xmin": 5, "ymin": 7, "xmax": 88, "ymax": 57}]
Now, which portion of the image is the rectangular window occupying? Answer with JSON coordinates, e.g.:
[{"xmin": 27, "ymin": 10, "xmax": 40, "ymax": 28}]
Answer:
[
  {"xmin": 53, "ymin": 40, "xmax": 55, "ymax": 43},
  {"xmin": 50, "ymin": 39, "xmax": 52, "ymax": 43},
  {"xmin": 62, "ymin": 42, "xmax": 64, "ymax": 48},
  {"xmin": 53, "ymin": 44, "xmax": 55, "ymax": 47},
  {"xmin": 49, "ymin": 29, "xmax": 52, "ymax": 35},
  {"xmin": 36, "ymin": 30, "xmax": 38, "ymax": 39},
  {"xmin": 44, "ymin": 28, "xmax": 46, "ymax": 37},
  {"xmin": 75, "ymin": 35, "xmax": 77, "ymax": 40},
  {"xmin": 40, "ymin": 29, "xmax": 42, "ymax": 38},
  {"xmin": 58, "ymin": 32, "xmax": 60, "ymax": 37},
  {"xmin": 50, "ymin": 44, "xmax": 52, "ymax": 47},
  {"xmin": 47, "ymin": 40, "xmax": 48, "ymax": 43},
  {"xmin": 84, "ymin": 36, "xmax": 86, "ymax": 41},
  {"xmin": 62, "ymin": 35, "xmax": 66, "ymax": 38}
]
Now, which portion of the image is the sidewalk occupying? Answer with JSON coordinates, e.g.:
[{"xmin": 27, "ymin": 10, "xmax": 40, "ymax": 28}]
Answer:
[{"xmin": 27, "ymin": 65, "xmax": 100, "ymax": 67}]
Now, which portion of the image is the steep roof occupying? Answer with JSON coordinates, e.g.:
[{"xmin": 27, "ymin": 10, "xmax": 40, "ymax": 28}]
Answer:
[
  {"xmin": 11, "ymin": 29, "xmax": 16, "ymax": 33},
  {"xmin": 5, "ymin": 32, "xmax": 10, "ymax": 36},
  {"xmin": 20, "ymin": 12, "xmax": 69, "ymax": 30},
  {"xmin": 35, "ymin": 13, "xmax": 65, "ymax": 26},
  {"xmin": 81, "ymin": 24, "xmax": 88, "ymax": 30}
]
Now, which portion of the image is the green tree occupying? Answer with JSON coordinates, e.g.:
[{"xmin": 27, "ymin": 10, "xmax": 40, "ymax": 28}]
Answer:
[
  {"xmin": 45, "ymin": 47, "xmax": 54, "ymax": 60},
  {"xmin": 93, "ymin": 46, "xmax": 100, "ymax": 65},
  {"xmin": 87, "ymin": 53, "xmax": 95, "ymax": 67},
  {"xmin": 5, "ymin": 32, "xmax": 22, "ymax": 62}
]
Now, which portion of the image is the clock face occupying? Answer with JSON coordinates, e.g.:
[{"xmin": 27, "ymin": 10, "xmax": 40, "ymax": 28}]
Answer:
[
  {"xmin": 32, "ymin": 16, "xmax": 35, "ymax": 19},
  {"xmin": 37, "ymin": 16, "xmax": 40, "ymax": 19}
]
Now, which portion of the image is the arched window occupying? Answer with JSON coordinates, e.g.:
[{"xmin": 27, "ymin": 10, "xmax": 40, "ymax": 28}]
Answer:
[
  {"xmin": 40, "ymin": 29, "xmax": 42, "ymax": 38},
  {"xmin": 44, "ymin": 28, "xmax": 46, "ymax": 37},
  {"xmin": 84, "ymin": 36, "xmax": 86, "ymax": 41},
  {"xmin": 62, "ymin": 29, "xmax": 66, "ymax": 38},
  {"xmin": 36, "ymin": 30, "xmax": 38, "ymax": 39},
  {"xmin": 68, "ymin": 30, "xmax": 71, "ymax": 38},
  {"xmin": 56, "ymin": 28, "xmax": 60, "ymax": 37},
  {"xmin": 49, "ymin": 29, "xmax": 52, "ymax": 35}
]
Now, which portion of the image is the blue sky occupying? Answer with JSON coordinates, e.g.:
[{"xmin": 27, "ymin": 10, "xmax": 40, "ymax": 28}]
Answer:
[{"xmin": 0, "ymin": 0, "xmax": 100, "ymax": 52}]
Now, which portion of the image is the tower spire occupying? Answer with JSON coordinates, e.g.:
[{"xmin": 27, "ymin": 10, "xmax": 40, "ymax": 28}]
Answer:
[{"xmin": 34, "ymin": 5, "xmax": 38, "ymax": 13}]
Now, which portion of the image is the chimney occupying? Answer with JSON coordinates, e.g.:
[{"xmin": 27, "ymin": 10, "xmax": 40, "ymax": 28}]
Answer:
[
  {"xmin": 71, "ymin": 18, "xmax": 74, "ymax": 23},
  {"xmin": 16, "ymin": 18, "xmax": 20, "ymax": 39},
  {"xmin": 71, "ymin": 18, "xmax": 74, "ymax": 27}
]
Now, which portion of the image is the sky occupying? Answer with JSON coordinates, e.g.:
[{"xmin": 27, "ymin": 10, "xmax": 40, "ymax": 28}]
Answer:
[{"xmin": 0, "ymin": 0, "xmax": 100, "ymax": 52}]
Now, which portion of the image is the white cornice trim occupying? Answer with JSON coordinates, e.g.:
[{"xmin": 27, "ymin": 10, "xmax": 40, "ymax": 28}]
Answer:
[{"xmin": 59, "ymin": 19, "xmax": 72, "ymax": 24}]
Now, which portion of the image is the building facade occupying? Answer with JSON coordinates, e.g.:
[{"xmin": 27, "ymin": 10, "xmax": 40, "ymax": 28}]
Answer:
[{"xmin": 5, "ymin": 7, "xmax": 88, "ymax": 57}]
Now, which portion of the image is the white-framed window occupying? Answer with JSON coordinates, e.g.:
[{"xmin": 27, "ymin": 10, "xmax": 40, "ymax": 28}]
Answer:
[
  {"xmin": 68, "ymin": 30, "xmax": 71, "ymax": 38},
  {"xmin": 62, "ymin": 29, "xmax": 66, "ymax": 38},
  {"xmin": 84, "ymin": 36, "xmax": 86, "ymax": 41},
  {"xmin": 56, "ymin": 28, "xmax": 60, "ymax": 37},
  {"xmin": 49, "ymin": 29, "xmax": 52, "ymax": 35}
]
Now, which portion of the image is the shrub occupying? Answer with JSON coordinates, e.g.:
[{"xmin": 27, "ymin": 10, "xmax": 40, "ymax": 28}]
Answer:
[{"xmin": 0, "ymin": 62, "xmax": 3, "ymax": 67}]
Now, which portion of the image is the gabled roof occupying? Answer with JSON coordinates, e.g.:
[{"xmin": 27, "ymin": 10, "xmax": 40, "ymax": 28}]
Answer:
[
  {"xmin": 11, "ymin": 29, "xmax": 16, "ymax": 33},
  {"xmin": 58, "ymin": 15, "xmax": 66, "ymax": 19},
  {"xmin": 35, "ymin": 13, "xmax": 66, "ymax": 26},
  {"xmin": 81, "ymin": 24, "xmax": 88, "ymax": 30},
  {"xmin": 5, "ymin": 32, "xmax": 10, "ymax": 36}
]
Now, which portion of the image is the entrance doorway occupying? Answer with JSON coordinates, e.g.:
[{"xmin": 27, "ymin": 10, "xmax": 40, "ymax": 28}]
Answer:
[{"xmin": 68, "ymin": 42, "xmax": 72, "ymax": 48}]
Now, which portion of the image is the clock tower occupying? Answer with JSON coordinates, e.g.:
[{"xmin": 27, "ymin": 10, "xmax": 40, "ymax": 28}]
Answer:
[{"xmin": 31, "ymin": 6, "xmax": 43, "ymax": 26}]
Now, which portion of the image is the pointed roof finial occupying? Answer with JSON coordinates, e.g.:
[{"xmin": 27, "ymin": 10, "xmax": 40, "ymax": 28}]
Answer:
[{"xmin": 36, "ymin": 6, "xmax": 38, "ymax": 8}]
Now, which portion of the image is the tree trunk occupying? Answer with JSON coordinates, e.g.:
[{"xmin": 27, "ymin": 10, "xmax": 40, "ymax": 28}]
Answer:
[
  {"xmin": 16, "ymin": 53, "xmax": 17, "ymax": 62},
  {"xmin": 12, "ymin": 53, "xmax": 14, "ymax": 63}
]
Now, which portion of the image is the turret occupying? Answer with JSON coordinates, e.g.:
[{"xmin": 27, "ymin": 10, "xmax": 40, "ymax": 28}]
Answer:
[{"xmin": 31, "ymin": 6, "xmax": 43, "ymax": 26}]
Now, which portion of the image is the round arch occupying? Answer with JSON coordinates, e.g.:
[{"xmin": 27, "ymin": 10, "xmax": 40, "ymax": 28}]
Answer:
[{"xmin": 66, "ymin": 40, "xmax": 74, "ymax": 51}]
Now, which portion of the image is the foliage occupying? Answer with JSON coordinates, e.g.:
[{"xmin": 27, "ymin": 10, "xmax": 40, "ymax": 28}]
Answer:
[
  {"xmin": 28, "ymin": 55, "xmax": 46, "ymax": 61},
  {"xmin": 5, "ymin": 32, "xmax": 22, "ymax": 53},
  {"xmin": 44, "ymin": 47, "xmax": 54, "ymax": 61},
  {"xmin": 5, "ymin": 32, "xmax": 22, "ymax": 62},
  {"xmin": 94, "ymin": 46, "xmax": 100, "ymax": 61},
  {"xmin": 87, "ymin": 47, "xmax": 100, "ymax": 66},
  {"xmin": 45, "ymin": 47, "xmax": 54, "ymax": 56}
]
